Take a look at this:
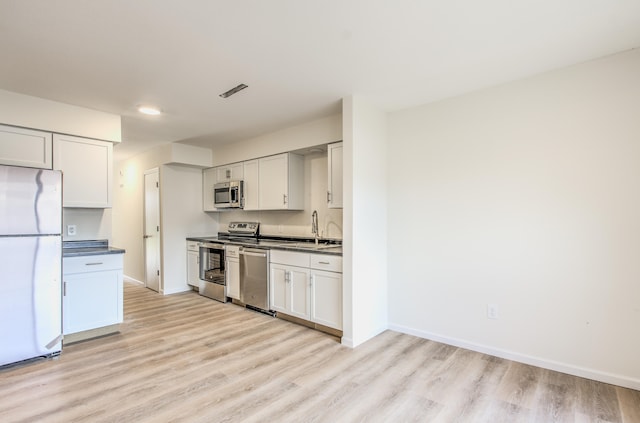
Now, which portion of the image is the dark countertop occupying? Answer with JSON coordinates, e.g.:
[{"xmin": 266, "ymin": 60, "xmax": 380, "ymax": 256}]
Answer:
[
  {"xmin": 187, "ymin": 235, "xmax": 342, "ymax": 256},
  {"xmin": 63, "ymin": 240, "xmax": 126, "ymax": 257}
]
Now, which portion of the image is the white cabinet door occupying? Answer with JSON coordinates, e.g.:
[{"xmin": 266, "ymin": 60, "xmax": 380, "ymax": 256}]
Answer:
[
  {"xmin": 202, "ymin": 168, "xmax": 216, "ymax": 212},
  {"xmin": 226, "ymin": 257, "xmax": 240, "ymax": 300},
  {"xmin": 259, "ymin": 154, "xmax": 288, "ymax": 209},
  {"xmin": 269, "ymin": 263, "xmax": 310, "ymax": 320},
  {"xmin": 0, "ymin": 124, "xmax": 52, "ymax": 169},
  {"xmin": 270, "ymin": 264, "xmax": 288, "ymax": 314},
  {"xmin": 63, "ymin": 254, "xmax": 123, "ymax": 335},
  {"xmin": 258, "ymin": 153, "xmax": 304, "ymax": 210},
  {"xmin": 215, "ymin": 162, "xmax": 243, "ymax": 183},
  {"xmin": 53, "ymin": 134, "xmax": 112, "ymax": 208},
  {"xmin": 187, "ymin": 250, "xmax": 200, "ymax": 288},
  {"xmin": 311, "ymin": 270, "xmax": 343, "ymax": 330},
  {"xmin": 327, "ymin": 142, "xmax": 343, "ymax": 209},
  {"xmin": 243, "ymin": 159, "xmax": 259, "ymax": 211},
  {"xmin": 289, "ymin": 266, "xmax": 311, "ymax": 320}
]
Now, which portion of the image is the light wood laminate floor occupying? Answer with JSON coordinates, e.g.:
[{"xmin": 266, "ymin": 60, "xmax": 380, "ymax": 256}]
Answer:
[{"xmin": 1, "ymin": 282, "xmax": 639, "ymax": 422}]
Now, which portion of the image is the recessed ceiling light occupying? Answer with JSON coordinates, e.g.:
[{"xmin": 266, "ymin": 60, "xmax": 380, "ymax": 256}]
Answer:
[
  {"xmin": 138, "ymin": 106, "xmax": 161, "ymax": 115},
  {"xmin": 219, "ymin": 84, "xmax": 248, "ymax": 98}
]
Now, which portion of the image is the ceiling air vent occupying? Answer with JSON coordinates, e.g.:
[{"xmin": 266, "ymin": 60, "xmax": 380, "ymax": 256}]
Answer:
[{"xmin": 219, "ymin": 84, "xmax": 248, "ymax": 98}]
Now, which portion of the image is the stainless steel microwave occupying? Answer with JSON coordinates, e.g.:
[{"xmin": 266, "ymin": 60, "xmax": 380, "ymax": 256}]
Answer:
[{"xmin": 214, "ymin": 180, "xmax": 243, "ymax": 208}]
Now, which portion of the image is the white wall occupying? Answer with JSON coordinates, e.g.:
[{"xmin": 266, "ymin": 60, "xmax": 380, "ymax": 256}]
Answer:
[
  {"xmin": 342, "ymin": 96, "xmax": 388, "ymax": 347},
  {"xmin": 387, "ymin": 49, "xmax": 640, "ymax": 389},
  {"xmin": 161, "ymin": 164, "xmax": 218, "ymax": 294},
  {"xmin": 0, "ymin": 89, "xmax": 121, "ymax": 142},
  {"xmin": 211, "ymin": 114, "xmax": 342, "ymax": 166},
  {"xmin": 62, "ymin": 209, "xmax": 112, "ymax": 242},
  {"xmin": 113, "ymin": 146, "xmax": 217, "ymax": 287}
]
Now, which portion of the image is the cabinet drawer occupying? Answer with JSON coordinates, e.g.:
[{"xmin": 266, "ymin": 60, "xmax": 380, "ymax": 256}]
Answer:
[
  {"xmin": 310, "ymin": 254, "xmax": 342, "ymax": 273},
  {"xmin": 187, "ymin": 241, "xmax": 199, "ymax": 252},
  {"xmin": 270, "ymin": 250, "xmax": 310, "ymax": 267},
  {"xmin": 64, "ymin": 254, "xmax": 123, "ymax": 274}
]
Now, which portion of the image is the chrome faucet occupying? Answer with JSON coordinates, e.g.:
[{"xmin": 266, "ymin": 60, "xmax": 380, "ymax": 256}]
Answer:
[{"xmin": 311, "ymin": 210, "xmax": 319, "ymax": 244}]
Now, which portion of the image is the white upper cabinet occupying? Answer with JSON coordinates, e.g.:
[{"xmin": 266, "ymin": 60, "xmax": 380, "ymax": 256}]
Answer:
[
  {"xmin": 0, "ymin": 124, "xmax": 52, "ymax": 169},
  {"xmin": 53, "ymin": 134, "xmax": 113, "ymax": 208},
  {"xmin": 215, "ymin": 162, "xmax": 243, "ymax": 183},
  {"xmin": 327, "ymin": 142, "xmax": 343, "ymax": 209},
  {"xmin": 243, "ymin": 159, "xmax": 259, "ymax": 211},
  {"xmin": 202, "ymin": 152, "xmax": 304, "ymax": 211},
  {"xmin": 258, "ymin": 153, "xmax": 304, "ymax": 210}
]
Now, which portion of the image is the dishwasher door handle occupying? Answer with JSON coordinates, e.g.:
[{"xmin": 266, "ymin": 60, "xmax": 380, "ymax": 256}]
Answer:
[{"xmin": 240, "ymin": 250, "xmax": 267, "ymax": 258}]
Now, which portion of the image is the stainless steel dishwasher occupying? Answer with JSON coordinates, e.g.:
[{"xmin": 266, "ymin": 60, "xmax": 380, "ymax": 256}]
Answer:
[{"xmin": 239, "ymin": 247, "xmax": 271, "ymax": 313}]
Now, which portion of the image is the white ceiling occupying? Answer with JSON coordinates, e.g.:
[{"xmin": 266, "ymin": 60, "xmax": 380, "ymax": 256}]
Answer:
[{"xmin": 1, "ymin": 1, "xmax": 640, "ymax": 161}]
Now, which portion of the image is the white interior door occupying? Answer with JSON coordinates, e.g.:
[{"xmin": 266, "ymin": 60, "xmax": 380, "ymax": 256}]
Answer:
[{"xmin": 144, "ymin": 168, "xmax": 161, "ymax": 292}]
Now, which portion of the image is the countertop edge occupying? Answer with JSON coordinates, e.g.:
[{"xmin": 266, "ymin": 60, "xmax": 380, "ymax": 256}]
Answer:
[
  {"xmin": 63, "ymin": 247, "xmax": 126, "ymax": 258},
  {"xmin": 187, "ymin": 236, "xmax": 342, "ymax": 256}
]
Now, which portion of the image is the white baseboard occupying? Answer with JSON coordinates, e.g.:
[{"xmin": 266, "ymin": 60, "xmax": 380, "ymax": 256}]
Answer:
[
  {"xmin": 388, "ymin": 323, "xmax": 640, "ymax": 391},
  {"xmin": 123, "ymin": 275, "xmax": 144, "ymax": 285}
]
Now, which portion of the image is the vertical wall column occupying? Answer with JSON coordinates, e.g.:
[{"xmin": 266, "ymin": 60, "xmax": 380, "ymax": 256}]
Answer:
[{"xmin": 342, "ymin": 96, "xmax": 389, "ymax": 347}]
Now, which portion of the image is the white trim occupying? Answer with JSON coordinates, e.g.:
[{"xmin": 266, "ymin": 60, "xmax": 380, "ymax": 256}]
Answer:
[
  {"xmin": 123, "ymin": 275, "xmax": 144, "ymax": 285},
  {"xmin": 388, "ymin": 323, "xmax": 640, "ymax": 391},
  {"xmin": 341, "ymin": 337, "xmax": 354, "ymax": 348},
  {"xmin": 162, "ymin": 286, "xmax": 192, "ymax": 295}
]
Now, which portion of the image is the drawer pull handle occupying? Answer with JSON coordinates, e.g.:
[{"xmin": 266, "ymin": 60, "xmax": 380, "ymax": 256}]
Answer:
[
  {"xmin": 318, "ymin": 261, "xmax": 330, "ymax": 265},
  {"xmin": 85, "ymin": 262, "xmax": 103, "ymax": 266}
]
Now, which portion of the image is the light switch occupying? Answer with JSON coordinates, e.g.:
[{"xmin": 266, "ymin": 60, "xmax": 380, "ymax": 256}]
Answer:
[{"xmin": 67, "ymin": 225, "xmax": 77, "ymax": 236}]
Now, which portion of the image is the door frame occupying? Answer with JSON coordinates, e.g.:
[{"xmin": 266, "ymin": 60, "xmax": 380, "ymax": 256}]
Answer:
[{"xmin": 143, "ymin": 167, "xmax": 161, "ymax": 293}]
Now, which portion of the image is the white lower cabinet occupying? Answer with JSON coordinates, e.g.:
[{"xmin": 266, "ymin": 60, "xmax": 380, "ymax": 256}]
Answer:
[
  {"xmin": 187, "ymin": 241, "xmax": 200, "ymax": 288},
  {"xmin": 63, "ymin": 254, "xmax": 123, "ymax": 337},
  {"xmin": 225, "ymin": 245, "xmax": 240, "ymax": 300},
  {"xmin": 270, "ymin": 250, "xmax": 342, "ymax": 330},
  {"xmin": 310, "ymin": 269, "xmax": 343, "ymax": 330},
  {"xmin": 270, "ymin": 263, "xmax": 311, "ymax": 320}
]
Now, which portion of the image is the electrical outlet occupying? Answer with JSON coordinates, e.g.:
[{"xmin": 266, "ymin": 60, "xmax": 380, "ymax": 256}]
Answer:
[
  {"xmin": 67, "ymin": 225, "xmax": 77, "ymax": 236},
  {"xmin": 487, "ymin": 303, "xmax": 499, "ymax": 320}
]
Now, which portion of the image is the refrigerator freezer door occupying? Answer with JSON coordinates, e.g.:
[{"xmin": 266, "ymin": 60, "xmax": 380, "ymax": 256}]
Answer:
[
  {"xmin": 0, "ymin": 236, "xmax": 62, "ymax": 366},
  {"xmin": 0, "ymin": 165, "xmax": 62, "ymax": 236}
]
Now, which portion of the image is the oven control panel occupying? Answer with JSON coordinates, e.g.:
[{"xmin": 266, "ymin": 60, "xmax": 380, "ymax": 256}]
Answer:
[{"xmin": 228, "ymin": 221, "xmax": 259, "ymax": 236}]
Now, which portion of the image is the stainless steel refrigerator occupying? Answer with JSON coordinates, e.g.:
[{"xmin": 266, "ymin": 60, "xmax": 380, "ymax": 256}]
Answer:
[{"xmin": 0, "ymin": 164, "xmax": 62, "ymax": 367}]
